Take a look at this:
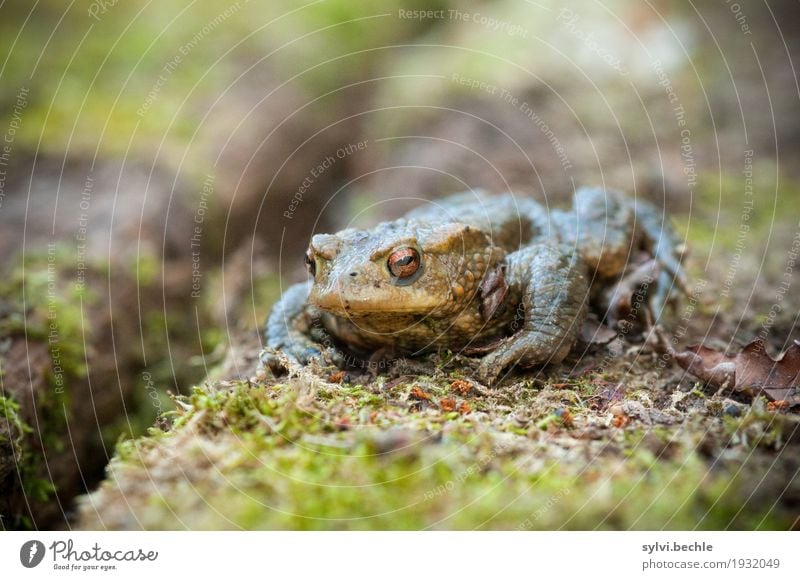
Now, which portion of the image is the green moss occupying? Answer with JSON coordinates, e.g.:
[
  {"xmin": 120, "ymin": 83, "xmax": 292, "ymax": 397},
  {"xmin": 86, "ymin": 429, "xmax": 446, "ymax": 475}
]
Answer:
[
  {"xmin": 79, "ymin": 371, "xmax": 797, "ymax": 530},
  {"xmin": 0, "ymin": 395, "xmax": 29, "ymax": 451},
  {"xmin": 0, "ymin": 395, "xmax": 56, "ymax": 514},
  {"xmin": 2, "ymin": 251, "xmax": 91, "ymax": 388},
  {"xmin": 720, "ymin": 398, "xmax": 799, "ymax": 451},
  {"xmin": 0, "ymin": 252, "xmax": 105, "ymax": 525},
  {"xmin": 686, "ymin": 170, "xmax": 800, "ymax": 255}
]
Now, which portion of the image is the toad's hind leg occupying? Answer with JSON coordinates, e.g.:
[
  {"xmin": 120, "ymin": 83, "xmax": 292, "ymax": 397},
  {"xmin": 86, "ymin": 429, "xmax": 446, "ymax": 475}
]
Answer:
[
  {"xmin": 477, "ymin": 243, "xmax": 589, "ymax": 384},
  {"xmin": 631, "ymin": 195, "xmax": 688, "ymax": 319},
  {"xmin": 556, "ymin": 187, "xmax": 687, "ymax": 321}
]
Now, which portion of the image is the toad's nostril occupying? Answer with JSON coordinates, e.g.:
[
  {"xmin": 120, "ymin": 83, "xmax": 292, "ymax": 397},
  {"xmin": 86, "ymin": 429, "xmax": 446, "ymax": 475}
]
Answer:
[{"xmin": 349, "ymin": 272, "xmax": 358, "ymax": 277}]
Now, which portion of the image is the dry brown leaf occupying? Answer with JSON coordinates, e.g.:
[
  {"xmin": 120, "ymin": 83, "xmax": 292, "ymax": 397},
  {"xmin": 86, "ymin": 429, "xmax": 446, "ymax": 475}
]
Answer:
[
  {"xmin": 450, "ymin": 379, "xmax": 472, "ymax": 395},
  {"xmin": 439, "ymin": 397, "xmax": 456, "ymax": 412},
  {"xmin": 612, "ymin": 414, "xmax": 631, "ymax": 428},
  {"xmin": 328, "ymin": 370, "xmax": 347, "ymax": 384},
  {"xmin": 767, "ymin": 400, "xmax": 791, "ymax": 412},
  {"xmin": 671, "ymin": 339, "xmax": 800, "ymax": 406},
  {"xmin": 558, "ymin": 408, "xmax": 574, "ymax": 428},
  {"xmin": 409, "ymin": 386, "xmax": 431, "ymax": 401}
]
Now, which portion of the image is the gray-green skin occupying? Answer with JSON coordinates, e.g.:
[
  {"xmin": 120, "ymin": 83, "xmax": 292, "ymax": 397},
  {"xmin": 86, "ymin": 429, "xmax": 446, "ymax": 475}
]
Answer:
[{"xmin": 264, "ymin": 188, "xmax": 686, "ymax": 384}]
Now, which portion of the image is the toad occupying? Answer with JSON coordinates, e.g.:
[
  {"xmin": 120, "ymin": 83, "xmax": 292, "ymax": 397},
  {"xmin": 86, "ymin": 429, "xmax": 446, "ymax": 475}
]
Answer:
[{"xmin": 264, "ymin": 188, "xmax": 686, "ymax": 384}]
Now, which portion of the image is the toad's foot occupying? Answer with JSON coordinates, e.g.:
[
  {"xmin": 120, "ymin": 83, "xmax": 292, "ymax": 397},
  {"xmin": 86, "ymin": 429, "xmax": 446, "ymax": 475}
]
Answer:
[
  {"xmin": 477, "ymin": 330, "xmax": 574, "ymax": 384},
  {"xmin": 263, "ymin": 280, "xmax": 346, "ymax": 374},
  {"xmin": 601, "ymin": 258, "xmax": 659, "ymax": 328},
  {"xmin": 261, "ymin": 342, "xmax": 347, "ymax": 375}
]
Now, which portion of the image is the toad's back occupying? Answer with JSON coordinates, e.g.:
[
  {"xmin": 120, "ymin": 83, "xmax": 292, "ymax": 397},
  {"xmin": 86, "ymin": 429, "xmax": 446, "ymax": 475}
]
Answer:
[
  {"xmin": 405, "ymin": 190, "xmax": 642, "ymax": 278},
  {"xmin": 403, "ymin": 191, "xmax": 552, "ymax": 251}
]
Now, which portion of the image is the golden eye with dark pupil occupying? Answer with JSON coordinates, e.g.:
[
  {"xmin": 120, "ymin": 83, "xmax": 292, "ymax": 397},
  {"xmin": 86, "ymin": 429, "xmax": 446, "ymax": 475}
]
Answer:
[
  {"xmin": 388, "ymin": 248, "xmax": 420, "ymax": 279},
  {"xmin": 304, "ymin": 251, "xmax": 316, "ymax": 277}
]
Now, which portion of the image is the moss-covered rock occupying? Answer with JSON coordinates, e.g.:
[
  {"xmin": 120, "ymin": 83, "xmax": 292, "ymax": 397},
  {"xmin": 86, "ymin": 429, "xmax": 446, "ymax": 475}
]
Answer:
[
  {"xmin": 0, "ymin": 245, "xmax": 220, "ymax": 529},
  {"xmin": 77, "ymin": 349, "xmax": 799, "ymax": 529}
]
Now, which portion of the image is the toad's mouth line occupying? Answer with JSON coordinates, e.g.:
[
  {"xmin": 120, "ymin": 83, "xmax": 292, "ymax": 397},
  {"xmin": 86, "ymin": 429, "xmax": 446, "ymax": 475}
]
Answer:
[{"xmin": 312, "ymin": 296, "xmax": 455, "ymax": 316}]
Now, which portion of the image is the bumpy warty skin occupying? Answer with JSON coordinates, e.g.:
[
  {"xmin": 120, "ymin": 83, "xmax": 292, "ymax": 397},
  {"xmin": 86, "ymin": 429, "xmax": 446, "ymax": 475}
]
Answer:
[{"xmin": 265, "ymin": 188, "xmax": 685, "ymax": 384}]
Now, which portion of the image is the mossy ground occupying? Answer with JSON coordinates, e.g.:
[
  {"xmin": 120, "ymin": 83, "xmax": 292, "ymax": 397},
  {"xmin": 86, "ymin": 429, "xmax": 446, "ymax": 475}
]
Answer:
[{"xmin": 78, "ymin": 335, "xmax": 800, "ymax": 530}]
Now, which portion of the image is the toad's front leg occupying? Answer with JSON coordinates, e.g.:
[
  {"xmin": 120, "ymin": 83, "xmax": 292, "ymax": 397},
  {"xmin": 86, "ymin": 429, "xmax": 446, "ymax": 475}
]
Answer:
[
  {"xmin": 478, "ymin": 243, "xmax": 589, "ymax": 384},
  {"xmin": 262, "ymin": 281, "xmax": 330, "ymax": 372}
]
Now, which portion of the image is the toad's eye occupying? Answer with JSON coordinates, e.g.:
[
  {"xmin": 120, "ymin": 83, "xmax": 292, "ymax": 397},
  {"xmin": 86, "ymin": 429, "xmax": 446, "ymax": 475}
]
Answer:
[
  {"xmin": 304, "ymin": 250, "xmax": 316, "ymax": 277},
  {"xmin": 387, "ymin": 248, "xmax": 420, "ymax": 279}
]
